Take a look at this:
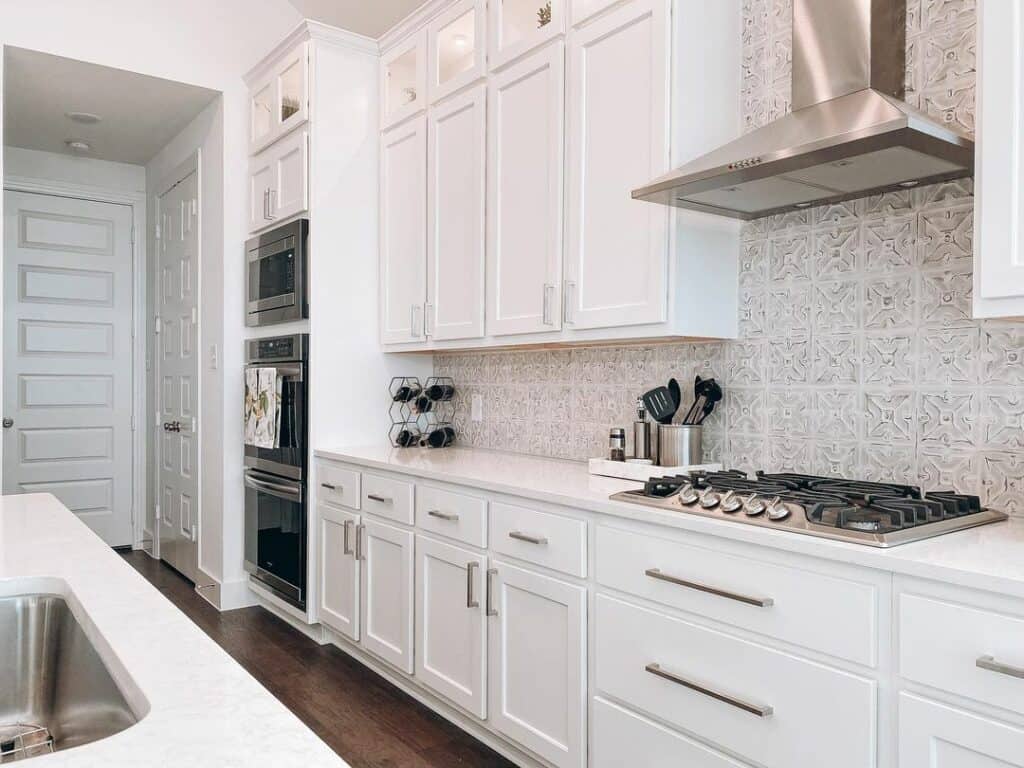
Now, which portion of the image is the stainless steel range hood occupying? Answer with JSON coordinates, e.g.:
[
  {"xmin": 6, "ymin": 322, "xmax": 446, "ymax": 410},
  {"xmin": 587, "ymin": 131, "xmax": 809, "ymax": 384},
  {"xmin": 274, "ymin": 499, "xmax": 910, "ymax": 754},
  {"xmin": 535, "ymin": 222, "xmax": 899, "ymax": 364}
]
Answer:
[{"xmin": 632, "ymin": 0, "xmax": 974, "ymax": 220}]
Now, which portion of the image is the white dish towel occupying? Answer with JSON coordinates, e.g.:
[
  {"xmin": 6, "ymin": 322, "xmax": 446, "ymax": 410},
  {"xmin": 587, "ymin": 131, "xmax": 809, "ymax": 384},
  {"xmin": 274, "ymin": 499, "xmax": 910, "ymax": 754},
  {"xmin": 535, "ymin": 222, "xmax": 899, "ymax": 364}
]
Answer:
[{"xmin": 244, "ymin": 367, "xmax": 282, "ymax": 449}]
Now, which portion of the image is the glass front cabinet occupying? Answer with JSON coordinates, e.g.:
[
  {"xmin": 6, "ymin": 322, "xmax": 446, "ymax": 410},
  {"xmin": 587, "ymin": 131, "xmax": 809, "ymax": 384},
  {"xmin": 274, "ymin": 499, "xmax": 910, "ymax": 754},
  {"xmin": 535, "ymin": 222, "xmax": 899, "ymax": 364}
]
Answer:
[
  {"xmin": 249, "ymin": 41, "xmax": 310, "ymax": 154},
  {"xmin": 428, "ymin": 0, "xmax": 487, "ymax": 104}
]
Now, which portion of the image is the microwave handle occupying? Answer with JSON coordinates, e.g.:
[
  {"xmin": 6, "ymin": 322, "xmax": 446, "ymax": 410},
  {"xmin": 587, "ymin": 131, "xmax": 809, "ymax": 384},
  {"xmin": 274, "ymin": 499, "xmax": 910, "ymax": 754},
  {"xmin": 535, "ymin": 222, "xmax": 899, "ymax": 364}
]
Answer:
[{"xmin": 244, "ymin": 473, "xmax": 302, "ymax": 502}]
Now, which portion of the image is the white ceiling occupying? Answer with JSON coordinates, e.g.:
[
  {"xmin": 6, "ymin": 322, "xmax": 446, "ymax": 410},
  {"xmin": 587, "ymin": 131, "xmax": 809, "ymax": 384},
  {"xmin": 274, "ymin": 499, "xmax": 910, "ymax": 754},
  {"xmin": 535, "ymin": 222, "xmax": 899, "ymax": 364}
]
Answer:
[
  {"xmin": 287, "ymin": 0, "xmax": 426, "ymax": 38},
  {"xmin": 3, "ymin": 47, "xmax": 220, "ymax": 166}
]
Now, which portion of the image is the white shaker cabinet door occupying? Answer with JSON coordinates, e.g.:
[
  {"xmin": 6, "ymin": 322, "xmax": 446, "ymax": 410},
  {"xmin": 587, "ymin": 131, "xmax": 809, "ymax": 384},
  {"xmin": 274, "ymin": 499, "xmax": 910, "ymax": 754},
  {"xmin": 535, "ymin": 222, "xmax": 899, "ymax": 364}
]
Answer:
[
  {"xmin": 270, "ymin": 128, "xmax": 308, "ymax": 224},
  {"xmin": 360, "ymin": 518, "xmax": 415, "ymax": 674},
  {"xmin": 565, "ymin": 0, "xmax": 669, "ymax": 330},
  {"xmin": 974, "ymin": 0, "xmax": 1024, "ymax": 317},
  {"xmin": 487, "ymin": 559, "xmax": 586, "ymax": 768},
  {"xmin": 380, "ymin": 116, "xmax": 428, "ymax": 344},
  {"xmin": 486, "ymin": 42, "xmax": 565, "ymax": 337},
  {"xmin": 319, "ymin": 504, "xmax": 360, "ymax": 641},
  {"xmin": 415, "ymin": 535, "xmax": 487, "ymax": 718},
  {"xmin": 248, "ymin": 152, "xmax": 275, "ymax": 233},
  {"xmin": 427, "ymin": 84, "xmax": 486, "ymax": 341},
  {"xmin": 899, "ymin": 693, "xmax": 1024, "ymax": 768}
]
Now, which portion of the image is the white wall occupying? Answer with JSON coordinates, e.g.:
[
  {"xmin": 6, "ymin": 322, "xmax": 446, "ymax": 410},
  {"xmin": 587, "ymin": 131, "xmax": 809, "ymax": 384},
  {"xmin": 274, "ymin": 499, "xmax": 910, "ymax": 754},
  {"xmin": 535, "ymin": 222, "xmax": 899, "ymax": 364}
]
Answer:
[
  {"xmin": 1, "ymin": 0, "xmax": 303, "ymax": 604},
  {"xmin": 3, "ymin": 146, "xmax": 146, "ymax": 194}
]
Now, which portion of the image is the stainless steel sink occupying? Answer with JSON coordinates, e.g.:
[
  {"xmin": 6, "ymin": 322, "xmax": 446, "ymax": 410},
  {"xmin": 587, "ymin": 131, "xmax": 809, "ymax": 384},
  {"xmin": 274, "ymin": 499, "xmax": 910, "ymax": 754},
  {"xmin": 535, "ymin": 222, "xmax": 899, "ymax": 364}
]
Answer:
[{"xmin": 0, "ymin": 594, "xmax": 139, "ymax": 762}]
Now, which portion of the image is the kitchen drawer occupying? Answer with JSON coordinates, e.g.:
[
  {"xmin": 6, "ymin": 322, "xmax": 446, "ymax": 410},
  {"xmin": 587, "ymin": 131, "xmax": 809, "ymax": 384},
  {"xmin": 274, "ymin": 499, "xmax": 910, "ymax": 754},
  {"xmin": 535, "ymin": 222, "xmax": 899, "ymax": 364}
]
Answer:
[
  {"xmin": 592, "ymin": 697, "xmax": 748, "ymax": 768},
  {"xmin": 898, "ymin": 692, "xmax": 1024, "ymax": 768},
  {"xmin": 415, "ymin": 485, "xmax": 487, "ymax": 548},
  {"xmin": 361, "ymin": 473, "xmax": 414, "ymax": 525},
  {"xmin": 596, "ymin": 525, "xmax": 877, "ymax": 666},
  {"xmin": 595, "ymin": 595, "xmax": 876, "ymax": 768},
  {"xmin": 490, "ymin": 502, "xmax": 586, "ymax": 578},
  {"xmin": 899, "ymin": 591, "xmax": 1024, "ymax": 717},
  {"xmin": 316, "ymin": 463, "xmax": 360, "ymax": 509}
]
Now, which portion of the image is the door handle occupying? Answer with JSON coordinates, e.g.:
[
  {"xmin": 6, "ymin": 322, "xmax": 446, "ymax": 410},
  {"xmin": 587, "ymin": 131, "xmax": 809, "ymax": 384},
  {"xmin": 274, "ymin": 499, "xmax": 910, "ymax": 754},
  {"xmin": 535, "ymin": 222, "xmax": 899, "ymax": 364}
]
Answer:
[
  {"xmin": 563, "ymin": 281, "xmax": 576, "ymax": 324},
  {"xmin": 542, "ymin": 284, "xmax": 555, "ymax": 325},
  {"xmin": 485, "ymin": 568, "xmax": 498, "ymax": 617},
  {"xmin": 355, "ymin": 523, "xmax": 365, "ymax": 561},
  {"xmin": 424, "ymin": 303, "xmax": 434, "ymax": 337},
  {"xmin": 342, "ymin": 520, "xmax": 354, "ymax": 556},
  {"xmin": 268, "ymin": 189, "xmax": 277, "ymax": 218},
  {"xmin": 467, "ymin": 561, "xmax": 479, "ymax": 608},
  {"xmin": 410, "ymin": 305, "xmax": 422, "ymax": 338},
  {"xmin": 509, "ymin": 531, "xmax": 548, "ymax": 546},
  {"xmin": 2, "ymin": 418, "xmax": 13, "ymax": 429},
  {"xmin": 645, "ymin": 662, "xmax": 774, "ymax": 718}
]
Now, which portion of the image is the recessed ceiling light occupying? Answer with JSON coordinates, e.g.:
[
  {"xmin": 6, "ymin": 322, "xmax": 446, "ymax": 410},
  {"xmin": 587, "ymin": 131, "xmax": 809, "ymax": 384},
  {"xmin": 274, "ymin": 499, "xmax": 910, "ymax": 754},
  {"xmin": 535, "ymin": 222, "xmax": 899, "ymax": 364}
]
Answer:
[
  {"xmin": 65, "ymin": 111, "xmax": 102, "ymax": 124},
  {"xmin": 452, "ymin": 34, "xmax": 469, "ymax": 48},
  {"xmin": 64, "ymin": 139, "xmax": 92, "ymax": 154}
]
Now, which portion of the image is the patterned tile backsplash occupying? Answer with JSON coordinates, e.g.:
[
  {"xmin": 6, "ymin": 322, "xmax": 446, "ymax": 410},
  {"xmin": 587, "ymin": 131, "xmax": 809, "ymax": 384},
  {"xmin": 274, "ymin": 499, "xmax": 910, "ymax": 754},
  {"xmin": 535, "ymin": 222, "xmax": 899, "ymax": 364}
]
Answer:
[{"xmin": 434, "ymin": 0, "xmax": 1024, "ymax": 516}]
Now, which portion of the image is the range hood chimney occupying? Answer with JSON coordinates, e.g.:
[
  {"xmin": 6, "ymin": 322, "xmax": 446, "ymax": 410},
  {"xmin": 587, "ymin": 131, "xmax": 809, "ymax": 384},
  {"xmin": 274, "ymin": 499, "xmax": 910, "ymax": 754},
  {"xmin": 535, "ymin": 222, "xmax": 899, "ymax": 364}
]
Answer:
[{"xmin": 632, "ymin": 0, "xmax": 974, "ymax": 220}]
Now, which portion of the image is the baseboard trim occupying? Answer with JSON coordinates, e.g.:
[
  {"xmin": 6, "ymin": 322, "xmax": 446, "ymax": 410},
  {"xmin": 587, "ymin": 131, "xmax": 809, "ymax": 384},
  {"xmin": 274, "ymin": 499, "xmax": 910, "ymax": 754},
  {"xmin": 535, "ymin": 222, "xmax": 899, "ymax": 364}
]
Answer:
[{"xmin": 249, "ymin": 584, "xmax": 326, "ymax": 643}]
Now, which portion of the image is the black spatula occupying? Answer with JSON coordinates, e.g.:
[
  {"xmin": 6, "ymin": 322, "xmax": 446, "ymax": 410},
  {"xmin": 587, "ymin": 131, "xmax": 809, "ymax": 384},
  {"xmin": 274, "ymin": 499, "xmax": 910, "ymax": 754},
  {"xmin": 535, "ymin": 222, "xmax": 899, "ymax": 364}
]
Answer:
[{"xmin": 642, "ymin": 386, "xmax": 677, "ymax": 425}]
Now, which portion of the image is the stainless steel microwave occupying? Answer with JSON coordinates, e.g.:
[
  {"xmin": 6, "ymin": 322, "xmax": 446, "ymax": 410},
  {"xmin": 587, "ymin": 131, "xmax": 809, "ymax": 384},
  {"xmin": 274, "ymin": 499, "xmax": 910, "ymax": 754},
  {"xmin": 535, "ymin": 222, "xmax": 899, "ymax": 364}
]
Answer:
[{"xmin": 246, "ymin": 219, "xmax": 308, "ymax": 327}]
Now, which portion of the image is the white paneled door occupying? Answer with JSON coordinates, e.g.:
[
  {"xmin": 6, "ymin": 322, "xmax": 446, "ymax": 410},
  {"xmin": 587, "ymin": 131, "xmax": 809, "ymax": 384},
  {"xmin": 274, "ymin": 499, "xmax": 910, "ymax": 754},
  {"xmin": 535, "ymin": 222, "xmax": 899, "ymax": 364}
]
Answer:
[
  {"xmin": 2, "ymin": 190, "xmax": 134, "ymax": 546},
  {"xmin": 156, "ymin": 167, "xmax": 200, "ymax": 581}
]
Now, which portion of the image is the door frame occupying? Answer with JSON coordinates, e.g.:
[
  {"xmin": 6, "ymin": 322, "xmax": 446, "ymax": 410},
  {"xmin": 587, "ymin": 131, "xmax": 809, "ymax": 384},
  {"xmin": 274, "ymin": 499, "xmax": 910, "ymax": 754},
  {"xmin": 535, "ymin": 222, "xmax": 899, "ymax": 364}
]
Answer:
[
  {"xmin": 152, "ymin": 151, "xmax": 202, "ymax": 568},
  {"xmin": 2, "ymin": 173, "xmax": 147, "ymax": 549}
]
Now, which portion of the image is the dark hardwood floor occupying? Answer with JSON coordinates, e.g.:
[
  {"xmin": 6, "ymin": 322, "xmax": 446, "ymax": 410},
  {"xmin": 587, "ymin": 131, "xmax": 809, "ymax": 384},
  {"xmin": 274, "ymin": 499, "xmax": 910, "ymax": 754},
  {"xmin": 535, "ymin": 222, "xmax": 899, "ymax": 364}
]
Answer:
[{"xmin": 121, "ymin": 551, "xmax": 516, "ymax": 768}]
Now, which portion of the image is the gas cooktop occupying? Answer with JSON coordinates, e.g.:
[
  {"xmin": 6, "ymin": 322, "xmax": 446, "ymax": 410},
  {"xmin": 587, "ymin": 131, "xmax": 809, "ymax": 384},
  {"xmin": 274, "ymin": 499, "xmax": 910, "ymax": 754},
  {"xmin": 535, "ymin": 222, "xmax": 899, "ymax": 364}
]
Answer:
[{"xmin": 610, "ymin": 470, "xmax": 1009, "ymax": 547}]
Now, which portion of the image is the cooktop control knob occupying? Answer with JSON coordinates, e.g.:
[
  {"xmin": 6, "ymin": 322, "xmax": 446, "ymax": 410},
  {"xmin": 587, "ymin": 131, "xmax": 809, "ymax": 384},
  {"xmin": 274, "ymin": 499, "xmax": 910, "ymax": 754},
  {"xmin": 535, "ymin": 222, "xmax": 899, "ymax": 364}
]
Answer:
[
  {"xmin": 677, "ymin": 483, "xmax": 700, "ymax": 505},
  {"xmin": 743, "ymin": 495, "xmax": 766, "ymax": 516},
  {"xmin": 699, "ymin": 489, "xmax": 721, "ymax": 509},
  {"xmin": 765, "ymin": 497, "xmax": 790, "ymax": 521},
  {"xmin": 720, "ymin": 490, "xmax": 742, "ymax": 514}
]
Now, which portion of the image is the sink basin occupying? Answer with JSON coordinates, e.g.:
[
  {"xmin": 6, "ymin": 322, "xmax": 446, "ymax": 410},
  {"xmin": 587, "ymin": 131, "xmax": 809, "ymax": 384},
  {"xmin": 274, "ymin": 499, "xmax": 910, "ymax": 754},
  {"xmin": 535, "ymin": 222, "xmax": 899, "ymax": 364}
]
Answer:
[{"xmin": 0, "ymin": 593, "xmax": 139, "ymax": 761}]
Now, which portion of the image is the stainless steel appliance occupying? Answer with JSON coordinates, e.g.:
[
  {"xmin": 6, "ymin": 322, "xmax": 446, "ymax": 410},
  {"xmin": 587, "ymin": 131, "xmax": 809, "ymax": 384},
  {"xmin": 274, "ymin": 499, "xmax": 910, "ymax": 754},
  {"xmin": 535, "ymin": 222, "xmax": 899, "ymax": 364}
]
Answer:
[
  {"xmin": 246, "ymin": 218, "xmax": 308, "ymax": 327},
  {"xmin": 244, "ymin": 334, "xmax": 308, "ymax": 609},
  {"xmin": 632, "ymin": 0, "xmax": 974, "ymax": 219},
  {"xmin": 611, "ymin": 471, "xmax": 1008, "ymax": 547}
]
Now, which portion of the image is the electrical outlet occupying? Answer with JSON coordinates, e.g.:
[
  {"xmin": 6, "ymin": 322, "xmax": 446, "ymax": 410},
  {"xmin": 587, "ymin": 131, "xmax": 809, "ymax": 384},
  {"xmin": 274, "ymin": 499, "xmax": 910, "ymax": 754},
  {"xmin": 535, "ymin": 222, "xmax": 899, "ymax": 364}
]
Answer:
[{"xmin": 471, "ymin": 393, "xmax": 483, "ymax": 422}]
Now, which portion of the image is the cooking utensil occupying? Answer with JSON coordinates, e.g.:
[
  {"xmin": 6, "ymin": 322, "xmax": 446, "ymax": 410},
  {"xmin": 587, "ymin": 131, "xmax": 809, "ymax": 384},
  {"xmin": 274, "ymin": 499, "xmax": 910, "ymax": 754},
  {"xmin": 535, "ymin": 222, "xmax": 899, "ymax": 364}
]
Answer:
[
  {"xmin": 681, "ymin": 376, "xmax": 711, "ymax": 424},
  {"xmin": 667, "ymin": 378, "xmax": 681, "ymax": 417},
  {"xmin": 642, "ymin": 386, "xmax": 676, "ymax": 425},
  {"xmin": 693, "ymin": 380, "xmax": 723, "ymax": 425}
]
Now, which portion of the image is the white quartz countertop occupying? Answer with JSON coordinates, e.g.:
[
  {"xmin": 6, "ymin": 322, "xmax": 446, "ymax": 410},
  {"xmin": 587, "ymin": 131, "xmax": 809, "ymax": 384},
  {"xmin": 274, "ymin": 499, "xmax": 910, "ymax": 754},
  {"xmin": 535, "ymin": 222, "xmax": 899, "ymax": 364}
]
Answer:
[
  {"xmin": 316, "ymin": 445, "xmax": 1024, "ymax": 600},
  {"xmin": 0, "ymin": 493, "xmax": 346, "ymax": 767}
]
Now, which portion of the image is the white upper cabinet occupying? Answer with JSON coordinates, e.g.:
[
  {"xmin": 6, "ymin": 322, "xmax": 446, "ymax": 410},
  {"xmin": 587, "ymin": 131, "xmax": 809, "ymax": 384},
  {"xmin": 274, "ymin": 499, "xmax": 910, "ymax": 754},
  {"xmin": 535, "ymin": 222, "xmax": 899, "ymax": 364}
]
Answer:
[
  {"xmin": 247, "ymin": 129, "xmax": 309, "ymax": 234},
  {"xmin": 486, "ymin": 42, "xmax": 565, "ymax": 336},
  {"xmin": 490, "ymin": 0, "xmax": 566, "ymax": 71},
  {"xmin": 427, "ymin": 84, "xmax": 486, "ymax": 341},
  {"xmin": 249, "ymin": 41, "xmax": 309, "ymax": 155},
  {"xmin": 381, "ymin": 29, "xmax": 428, "ymax": 130},
  {"xmin": 973, "ymin": 0, "xmax": 1024, "ymax": 319},
  {"xmin": 380, "ymin": 116, "xmax": 428, "ymax": 344},
  {"xmin": 565, "ymin": 0, "xmax": 669, "ymax": 330},
  {"xmin": 428, "ymin": 0, "xmax": 487, "ymax": 104}
]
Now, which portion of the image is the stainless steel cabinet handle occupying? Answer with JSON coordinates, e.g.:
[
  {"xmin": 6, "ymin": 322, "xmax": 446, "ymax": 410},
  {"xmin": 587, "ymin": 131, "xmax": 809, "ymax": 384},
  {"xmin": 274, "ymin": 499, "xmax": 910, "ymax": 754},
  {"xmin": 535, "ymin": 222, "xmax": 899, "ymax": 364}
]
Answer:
[
  {"xmin": 486, "ymin": 568, "xmax": 498, "ymax": 617},
  {"xmin": 342, "ymin": 520, "xmax": 354, "ymax": 555},
  {"xmin": 268, "ymin": 189, "xmax": 277, "ymax": 218},
  {"xmin": 645, "ymin": 662, "xmax": 774, "ymax": 718},
  {"xmin": 355, "ymin": 523, "xmax": 364, "ymax": 561},
  {"xmin": 424, "ymin": 302, "xmax": 434, "ymax": 337},
  {"xmin": 467, "ymin": 561, "xmax": 479, "ymax": 608},
  {"xmin": 410, "ymin": 305, "xmax": 421, "ymax": 338},
  {"xmin": 977, "ymin": 655, "xmax": 1024, "ymax": 680},
  {"xmin": 509, "ymin": 531, "xmax": 548, "ymax": 546},
  {"xmin": 645, "ymin": 568, "xmax": 774, "ymax": 608},
  {"xmin": 367, "ymin": 494, "xmax": 393, "ymax": 504},
  {"xmin": 542, "ymin": 283, "xmax": 555, "ymax": 325},
  {"xmin": 563, "ymin": 281, "xmax": 576, "ymax": 324},
  {"xmin": 321, "ymin": 482, "xmax": 338, "ymax": 491},
  {"xmin": 428, "ymin": 509, "xmax": 460, "ymax": 522}
]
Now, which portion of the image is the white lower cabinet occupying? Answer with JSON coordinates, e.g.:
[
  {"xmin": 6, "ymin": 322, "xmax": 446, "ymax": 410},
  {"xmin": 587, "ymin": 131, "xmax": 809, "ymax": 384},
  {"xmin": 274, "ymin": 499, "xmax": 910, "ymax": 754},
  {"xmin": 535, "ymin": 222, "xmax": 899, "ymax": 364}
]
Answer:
[
  {"xmin": 487, "ymin": 559, "xmax": 586, "ymax": 768},
  {"xmin": 360, "ymin": 518, "xmax": 415, "ymax": 674},
  {"xmin": 899, "ymin": 693, "xmax": 1024, "ymax": 768},
  {"xmin": 318, "ymin": 503, "xmax": 360, "ymax": 641},
  {"xmin": 415, "ymin": 534, "xmax": 487, "ymax": 718}
]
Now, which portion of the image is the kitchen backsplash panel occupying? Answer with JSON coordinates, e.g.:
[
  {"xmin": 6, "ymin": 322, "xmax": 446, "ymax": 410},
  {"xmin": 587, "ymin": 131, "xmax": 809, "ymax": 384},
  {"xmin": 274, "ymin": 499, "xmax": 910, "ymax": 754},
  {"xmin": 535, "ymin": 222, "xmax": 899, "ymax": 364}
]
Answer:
[{"xmin": 435, "ymin": 0, "xmax": 1024, "ymax": 516}]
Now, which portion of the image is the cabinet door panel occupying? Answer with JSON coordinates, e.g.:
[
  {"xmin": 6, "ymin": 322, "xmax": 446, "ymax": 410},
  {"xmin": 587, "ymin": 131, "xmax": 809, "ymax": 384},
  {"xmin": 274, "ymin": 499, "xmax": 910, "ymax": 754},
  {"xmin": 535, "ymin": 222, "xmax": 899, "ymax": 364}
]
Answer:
[
  {"xmin": 319, "ymin": 504, "xmax": 360, "ymax": 640},
  {"xmin": 488, "ymin": 559, "xmax": 585, "ymax": 768},
  {"xmin": 899, "ymin": 693, "xmax": 1024, "ymax": 768},
  {"xmin": 273, "ymin": 129, "xmax": 309, "ymax": 222},
  {"xmin": 428, "ymin": 0, "xmax": 487, "ymax": 104},
  {"xmin": 381, "ymin": 116, "xmax": 428, "ymax": 344},
  {"xmin": 361, "ymin": 518, "xmax": 414, "ymax": 673},
  {"xmin": 565, "ymin": 0, "xmax": 669, "ymax": 330},
  {"xmin": 487, "ymin": 43, "xmax": 565, "ymax": 336},
  {"xmin": 415, "ymin": 535, "xmax": 487, "ymax": 717},
  {"xmin": 249, "ymin": 41, "xmax": 309, "ymax": 155},
  {"xmin": 382, "ymin": 30, "xmax": 428, "ymax": 130},
  {"xmin": 428, "ymin": 85, "xmax": 486, "ymax": 341}
]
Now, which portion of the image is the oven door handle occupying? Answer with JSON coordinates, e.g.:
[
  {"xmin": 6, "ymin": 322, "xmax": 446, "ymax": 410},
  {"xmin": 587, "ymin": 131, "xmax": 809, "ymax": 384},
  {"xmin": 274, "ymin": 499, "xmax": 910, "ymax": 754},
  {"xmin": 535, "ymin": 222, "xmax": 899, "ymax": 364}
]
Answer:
[
  {"xmin": 245, "ymin": 363, "xmax": 303, "ymax": 382},
  {"xmin": 245, "ymin": 473, "xmax": 303, "ymax": 502}
]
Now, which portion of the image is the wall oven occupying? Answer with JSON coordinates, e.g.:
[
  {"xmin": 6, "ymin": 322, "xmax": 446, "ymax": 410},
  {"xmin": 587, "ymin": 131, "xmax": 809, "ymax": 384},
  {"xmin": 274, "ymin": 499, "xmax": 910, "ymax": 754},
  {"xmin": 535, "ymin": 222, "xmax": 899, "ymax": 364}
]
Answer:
[
  {"xmin": 246, "ymin": 218, "xmax": 308, "ymax": 327},
  {"xmin": 243, "ymin": 334, "xmax": 308, "ymax": 609}
]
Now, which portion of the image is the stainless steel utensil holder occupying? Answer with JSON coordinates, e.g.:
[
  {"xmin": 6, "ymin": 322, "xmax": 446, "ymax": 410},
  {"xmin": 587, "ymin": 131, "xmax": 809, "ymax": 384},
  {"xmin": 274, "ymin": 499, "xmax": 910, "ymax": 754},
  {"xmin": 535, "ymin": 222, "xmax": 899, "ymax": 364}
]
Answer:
[{"xmin": 657, "ymin": 424, "xmax": 703, "ymax": 466}]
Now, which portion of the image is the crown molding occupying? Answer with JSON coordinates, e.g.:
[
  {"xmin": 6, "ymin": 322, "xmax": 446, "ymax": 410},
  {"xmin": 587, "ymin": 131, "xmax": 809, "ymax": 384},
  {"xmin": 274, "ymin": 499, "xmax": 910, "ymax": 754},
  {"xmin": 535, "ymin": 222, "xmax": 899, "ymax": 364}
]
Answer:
[
  {"xmin": 379, "ymin": 0, "xmax": 455, "ymax": 52},
  {"xmin": 244, "ymin": 19, "xmax": 379, "ymax": 85}
]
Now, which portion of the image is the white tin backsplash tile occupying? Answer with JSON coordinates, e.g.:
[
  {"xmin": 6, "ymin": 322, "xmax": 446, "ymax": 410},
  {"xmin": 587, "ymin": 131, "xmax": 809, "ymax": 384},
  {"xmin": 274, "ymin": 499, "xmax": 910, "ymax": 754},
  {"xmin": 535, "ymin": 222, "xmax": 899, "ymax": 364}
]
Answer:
[{"xmin": 433, "ymin": 0, "xmax": 1024, "ymax": 517}]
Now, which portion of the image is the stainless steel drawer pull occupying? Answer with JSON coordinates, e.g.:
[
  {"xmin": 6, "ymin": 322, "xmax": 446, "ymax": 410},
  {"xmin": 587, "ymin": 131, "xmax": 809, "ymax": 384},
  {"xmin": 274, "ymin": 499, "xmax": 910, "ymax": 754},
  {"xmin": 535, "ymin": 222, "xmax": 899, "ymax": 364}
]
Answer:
[
  {"xmin": 367, "ymin": 494, "xmax": 393, "ymax": 504},
  {"xmin": 977, "ymin": 655, "xmax": 1024, "ymax": 680},
  {"xmin": 342, "ymin": 520, "xmax": 354, "ymax": 555},
  {"xmin": 428, "ymin": 509, "xmax": 460, "ymax": 522},
  {"xmin": 486, "ymin": 568, "xmax": 498, "ymax": 617},
  {"xmin": 645, "ymin": 663, "xmax": 774, "ymax": 718},
  {"xmin": 509, "ymin": 531, "xmax": 548, "ymax": 546},
  {"xmin": 467, "ymin": 561, "xmax": 479, "ymax": 608},
  {"xmin": 321, "ymin": 482, "xmax": 338, "ymax": 491},
  {"xmin": 645, "ymin": 568, "xmax": 774, "ymax": 608},
  {"xmin": 355, "ymin": 523, "xmax": 365, "ymax": 561}
]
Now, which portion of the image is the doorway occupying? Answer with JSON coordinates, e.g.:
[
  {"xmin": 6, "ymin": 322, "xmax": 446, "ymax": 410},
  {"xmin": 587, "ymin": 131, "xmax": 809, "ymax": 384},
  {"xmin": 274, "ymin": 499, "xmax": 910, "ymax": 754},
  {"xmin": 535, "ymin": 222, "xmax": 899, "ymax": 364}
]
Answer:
[{"xmin": 2, "ymin": 46, "xmax": 218, "ymax": 564}]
